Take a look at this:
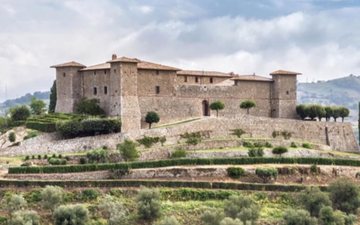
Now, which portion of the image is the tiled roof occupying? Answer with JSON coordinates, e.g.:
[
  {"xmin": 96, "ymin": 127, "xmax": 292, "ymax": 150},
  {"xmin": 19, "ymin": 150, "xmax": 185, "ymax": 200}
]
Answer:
[
  {"xmin": 270, "ymin": 70, "xmax": 302, "ymax": 75},
  {"xmin": 106, "ymin": 56, "xmax": 140, "ymax": 63},
  {"xmin": 50, "ymin": 61, "xmax": 86, "ymax": 68},
  {"xmin": 177, "ymin": 70, "xmax": 232, "ymax": 77},
  {"xmin": 231, "ymin": 74, "xmax": 273, "ymax": 82},
  {"xmin": 80, "ymin": 63, "xmax": 110, "ymax": 71},
  {"xmin": 138, "ymin": 60, "xmax": 180, "ymax": 71}
]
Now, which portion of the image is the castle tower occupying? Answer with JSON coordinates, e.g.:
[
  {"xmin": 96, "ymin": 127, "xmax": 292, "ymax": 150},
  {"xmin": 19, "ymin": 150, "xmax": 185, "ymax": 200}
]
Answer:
[
  {"xmin": 50, "ymin": 61, "xmax": 85, "ymax": 113},
  {"xmin": 270, "ymin": 70, "xmax": 301, "ymax": 119},
  {"xmin": 107, "ymin": 55, "xmax": 141, "ymax": 132}
]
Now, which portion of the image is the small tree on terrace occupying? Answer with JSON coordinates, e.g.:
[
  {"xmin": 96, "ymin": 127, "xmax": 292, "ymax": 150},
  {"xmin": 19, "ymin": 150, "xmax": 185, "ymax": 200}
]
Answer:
[
  {"xmin": 240, "ymin": 100, "xmax": 256, "ymax": 115},
  {"xmin": 30, "ymin": 97, "xmax": 46, "ymax": 115},
  {"xmin": 314, "ymin": 105, "xmax": 326, "ymax": 121},
  {"xmin": 210, "ymin": 101, "xmax": 225, "ymax": 117},
  {"xmin": 305, "ymin": 105, "xmax": 318, "ymax": 120},
  {"xmin": 332, "ymin": 107, "xmax": 341, "ymax": 122},
  {"xmin": 296, "ymin": 104, "xmax": 307, "ymax": 120},
  {"xmin": 339, "ymin": 107, "xmax": 350, "ymax": 122},
  {"xmin": 324, "ymin": 106, "xmax": 333, "ymax": 122},
  {"xmin": 10, "ymin": 105, "xmax": 31, "ymax": 121},
  {"xmin": 145, "ymin": 111, "xmax": 160, "ymax": 129}
]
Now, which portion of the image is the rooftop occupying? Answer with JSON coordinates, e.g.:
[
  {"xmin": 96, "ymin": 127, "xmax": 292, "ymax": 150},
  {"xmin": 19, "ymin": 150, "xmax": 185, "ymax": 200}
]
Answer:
[
  {"xmin": 50, "ymin": 61, "xmax": 86, "ymax": 68},
  {"xmin": 270, "ymin": 70, "xmax": 302, "ymax": 75},
  {"xmin": 177, "ymin": 70, "xmax": 232, "ymax": 77},
  {"xmin": 231, "ymin": 74, "xmax": 273, "ymax": 82}
]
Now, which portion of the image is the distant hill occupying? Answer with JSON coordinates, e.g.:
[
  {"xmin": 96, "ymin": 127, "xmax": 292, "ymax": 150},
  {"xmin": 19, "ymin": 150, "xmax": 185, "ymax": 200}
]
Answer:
[
  {"xmin": 0, "ymin": 91, "xmax": 50, "ymax": 115},
  {"xmin": 298, "ymin": 74, "xmax": 360, "ymax": 122}
]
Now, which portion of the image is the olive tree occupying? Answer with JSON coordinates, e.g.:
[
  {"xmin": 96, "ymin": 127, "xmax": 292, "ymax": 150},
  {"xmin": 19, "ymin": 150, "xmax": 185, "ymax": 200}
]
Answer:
[
  {"xmin": 136, "ymin": 187, "xmax": 161, "ymax": 221},
  {"xmin": 145, "ymin": 111, "xmax": 160, "ymax": 129},
  {"xmin": 9, "ymin": 210, "xmax": 40, "ymax": 225},
  {"xmin": 210, "ymin": 101, "xmax": 225, "ymax": 117},
  {"xmin": 283, "ymin": 209, "xmax": 317, "ymax": 225},
  {"xmin": 30, "ymin": 98, "xmax": 46, "ymax": 115},
  {"xmin": 219, "ymin": 217, "xmax": 243, "ymax": 225},
  {"xmin": 98, "ymin": 195, "xmax": 129, "ymax": 225},
  {"xmin": 53, "ymin": 204, "xmax": 89, "ymax": 225},
  {"xmin": 201, "ymin": 209, "xmax": 225, "ymax": 225},
  {"xmin": 328, "ymin": 178, "xmax": 360, "ymax": 214},
  {"xmin": 10, "ymin": 105, "xmax": 31, "ymax": 121},
  {"xmin": 224, "ymin": 195, "xmax": 259, "ymax": 225},
  {"xmin": 7, "ymin": 194, "xmax": 27, "ymax": 214},
  {"xmin": 41, "ymin": 185, "xmax": 65, "ymax": 211},
  {"xmin": 299, "ymin": 186, "xmax": 331, "ymax": 217},
  {"xmin": 240, "ymin": 100, "xmax": 256, "ymax": 115},
  {"xmin": 157, "ymin": 216, "xmax": 180, "ymax": 225},
  {"xmin": 117, "ymin": 139, "xmax": 139, "ymax": 162}
]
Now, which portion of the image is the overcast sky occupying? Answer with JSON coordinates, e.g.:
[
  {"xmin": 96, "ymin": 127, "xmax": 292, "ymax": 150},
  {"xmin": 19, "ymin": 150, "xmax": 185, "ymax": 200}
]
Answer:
[{"xmin": 1, "ymin": 0, "xmax": 360, "ymax": 101}]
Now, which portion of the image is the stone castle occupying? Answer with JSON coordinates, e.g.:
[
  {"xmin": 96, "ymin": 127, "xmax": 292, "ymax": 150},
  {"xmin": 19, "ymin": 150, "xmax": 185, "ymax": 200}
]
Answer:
[{"xmin": 51, "ymin": 54, "xmax": 301, "ymax": 132}]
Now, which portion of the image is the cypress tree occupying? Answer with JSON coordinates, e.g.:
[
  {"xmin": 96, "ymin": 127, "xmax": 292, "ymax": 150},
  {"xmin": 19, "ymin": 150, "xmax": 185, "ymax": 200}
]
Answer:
[{"xmin": 49, "ymin": 80, "xmax": 57, "ymax": 113}]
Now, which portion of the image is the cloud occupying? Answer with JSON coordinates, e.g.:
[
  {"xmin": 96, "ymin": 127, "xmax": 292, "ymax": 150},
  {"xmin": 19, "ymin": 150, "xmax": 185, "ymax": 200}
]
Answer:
[{"xmin": 0, "ymin": 0, "xmax": 360, "ymax": 101}]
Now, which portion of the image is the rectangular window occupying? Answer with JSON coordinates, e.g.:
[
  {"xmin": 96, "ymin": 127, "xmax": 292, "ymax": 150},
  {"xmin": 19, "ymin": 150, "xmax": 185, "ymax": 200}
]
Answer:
[
  {"xmin": 93, "ymin": 87, "xmax": 97, "ymax": 95},
  {"xmin": 155, "ymin": 86, "xmax": 160, "ymax": 94},
  {"xmin": 156, "ymin": 70, "xmax": 160, "ymax": 75},
  {"xmin": 94, "ymin": 71, "xmax": 96, "ymax": 75},
  {"xmin": 104, "ymin": 86, "xmax": 108, "ymax": 95},
  {"xmin": 210, "ymin": 77, "xmax": 213, "ymax": 83},
  {"xmin": 184, "ymin": 76, "xmax": 187, "ymax": 82},
  {"xmin": 104, "ymin": 70, "xmax": 107, "ymax": 74},
  {"xmin": 195, "ymin": 77, "xmax": 199, "ymax": 83}
]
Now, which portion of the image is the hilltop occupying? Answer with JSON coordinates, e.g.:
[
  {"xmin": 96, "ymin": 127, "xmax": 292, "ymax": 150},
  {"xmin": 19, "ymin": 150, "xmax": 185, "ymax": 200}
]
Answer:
[{"xmin": 0, "ymin": 91, "xmax": 49, "ymax": 115}]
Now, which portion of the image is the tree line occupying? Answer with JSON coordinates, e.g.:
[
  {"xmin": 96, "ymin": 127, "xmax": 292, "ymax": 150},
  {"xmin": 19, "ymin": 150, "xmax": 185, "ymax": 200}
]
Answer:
[{"xmin": 296, "ymin": 104, "xmax": 350, "ymax": 122}]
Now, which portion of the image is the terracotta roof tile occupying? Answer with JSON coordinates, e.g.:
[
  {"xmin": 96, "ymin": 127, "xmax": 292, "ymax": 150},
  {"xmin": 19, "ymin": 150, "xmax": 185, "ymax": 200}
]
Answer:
[
  {"xmin": 106, "ymin": 56, "xmax": 140, "ymax": 63},
  {"xmin": 231, "ymin": 74, "xmax": 273, "ymax": 82},
  {"xmin": 177, "ymin": 70, "xmax": 232, "ymax": 77},
  {"xmin": 138, "ymin": 60, "xmax": 180, "ymax": 71},
  {"xmin": 80, "ymin": 63, "xmax": 110, "ymax": 71},
  {"xmin": 270, "ymin": 70, "xmax": 302, "ymax": 75},
  {"xmin": 50, "ymin": 61, "xmax": 86, "ymax": 68}
]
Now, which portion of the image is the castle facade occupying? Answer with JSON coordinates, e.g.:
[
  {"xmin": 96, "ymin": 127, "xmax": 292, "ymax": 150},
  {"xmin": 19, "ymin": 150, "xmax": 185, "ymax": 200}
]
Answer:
[{"xmin": 51, "ymin": 54, "xmax": 300, "ymax": 132}]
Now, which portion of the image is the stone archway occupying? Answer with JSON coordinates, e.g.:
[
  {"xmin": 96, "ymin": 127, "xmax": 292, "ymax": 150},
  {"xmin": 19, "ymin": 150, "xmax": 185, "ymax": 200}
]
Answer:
[{"xmin": 202, "ymin": 100, "xmax": 210, "ymax": 116}]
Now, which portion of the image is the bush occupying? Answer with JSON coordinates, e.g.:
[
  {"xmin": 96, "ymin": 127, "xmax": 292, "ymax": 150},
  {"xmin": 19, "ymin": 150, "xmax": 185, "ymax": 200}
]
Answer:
[
  {"xmin": 290, "ymin": 142, "xmax": 297, "ymax": 148},
  {"xmin": 264, "ymin": 142, "xmax": 272, "ymax": 148},
  {"xmin": 136, "ymin": 187, "xmax": 161, "ymax": 220},
  {"xmin": 210, "ymin": 101, "xmax": 225, "ymax": 117},
  {"xmin": 219, "ymin": 218, "xmax": 242, "ymax": 225},
  {"xmin": 272, "ymin": 146, "xmax": 288, "ymax": 156},
  {"xmin": 227, "ymin": 167, "xmax": 245, "ymax": 179},
  {"xmin": 56, "ymin": 120, "xmax": 82, "ymax": 139},
  {"xmin": 224, "ymin": 195, "xmax": 259, "ymax": 224},
  {"xmin": 98, "ymin": 195, "xmax": 129, "ymax": 225},
  {"xmin": 8, "ymin": 132, "xmax": 16, "ymax": 142},
  {"xmin": 248, "ymin": 148, "xmax": 264, "ymax": 157},
  {"xmin": 75, "ymin": 98, "xmax": 105, "ymax": 116},
  {"xmin": 171, "ymin": 149, "xmax": 187, "ymax": 158},
  {"xmin": 159, "ymin": 136, "xmax": 166, "ymax": 146},
  {"xmin": 79, "ymin": 157, "xmax": 87, "ymax": 164},
  {"xmin": 24, "ymin": 156, "xmax": 30, "ymax": 161},
  {"xmin": 240, "ymin": 100, "xmax": 256, "ymax": 114},
  {"xmin": 157, "ymin": 216, "xmax": 180, "ymax": 225},
  {"xmin": 318, "ymin": 206, "xmax": 356, "ymax": 225},
  {"xmin": 137, "ymin": 136, "xmax": 160, "ymax": 148},
  {"xmin": 86, "ymin": 148, "xmax": 108, "ymax": 163},
  {"xmin": 328, "ymin": 178, "xmax": 360, "ymax": 214},
  {"xmin": 181, "ymin": 132, "xmax": 202, "ymax": 145},
  {"xmin": 80, "ymin": 189, "xmax": 100, "ymax": 201},
  {"xmin": 242, "ymin": 141, "xmax": 253, "ymax": 148},
  {"xmin": 201, "ymin": 209, "xmax": 225, "ymax": 225},
  {"xmin": 302, "ymin": 143, "xmax": 312, "ymax": 149},
  {"xmin": 53, "ymin": 204, "xmax": 89, "ymax": 225},
  {"xmin": 10, "ymin": 106, "xmax": 31, "ymax": 121},
  {"xmin": 48, "ymin": 158, "xmax": 67, "ymax": 165},
  {"xmin": 310, "ymin": 164, "xmax": 320, "ymax": 174},
  {"xmin": 283, "ymin": 209, "xmax": 317, "ymax": 225},
  {"xmin": 231, "ymin": 129, "xmax": 245, "ymax": 138},
  {"xmin": 299, "ymin": 186, "xmax": 331, "ymax": 217},
  {"xmin": 37, "ymin": 155, "xmax": 41, "ymax": 160},
  {"xmin": 30, "ymin": 98, "xmax": 46, "ymax": 115},
  {"xmin": 117, "ymin": 140, "xmax": 139, "ymax": 162},
  {"xmin": 41, "ymin": 185, "xmax": 65, "ymax": 210},
  {"xmin": 145, "ymin": 111, "xmax": 160, "ymax": 129},
  {"xmin": 255, "ymin": 168, "xmax": 278, "ymax": 183},
  {"xmin": 9, "ymin": 210, "xmax": 40, "ymax": 225},
  {"xmin": 7, "ymin": 194, "xmax": 27, "ymax": 213}
]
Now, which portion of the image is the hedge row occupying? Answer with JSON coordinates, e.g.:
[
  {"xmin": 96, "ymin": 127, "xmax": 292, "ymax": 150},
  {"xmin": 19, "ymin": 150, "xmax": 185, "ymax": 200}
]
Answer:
[
  {"xmin": 0, "ymin": 179, "xmax": 325, "ymax": 192},
  {"xmin": 25, "ymin": 121, "xmax": 57, "ymax": 132},
  {"xmin": 9, "ymin": 157, "xmax": 360, "ymax": 174}
]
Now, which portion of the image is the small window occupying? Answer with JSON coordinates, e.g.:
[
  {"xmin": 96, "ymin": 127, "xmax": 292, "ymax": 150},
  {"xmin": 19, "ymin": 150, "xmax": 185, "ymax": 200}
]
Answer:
[
  {"xmin": 114, "ymin": 69, "xmax": 116, "ymax": 73},
  {"xmin": 104, "ymin": 86, "xmax": 108, "ymax": 95},
  {"xmin": 104, "ymin": 70, "xmax": 107, "ymax": 74},
  {"xmin": 195, "ymin": 77, "xmax": 199, "ymax": 83},
  {"xmin": 156, "ymin": 70, "xmax": 160, "ymax": 75},
  {"xmin": 155, "ymin": 86, "xmax": 160, "ymax": 94},
  {"xmin": 184, "ymin": 76, "xmax": 187, "ymax": 82},
  {"xmin": 93, "ymin": 87, "xmax": 97, "ymax": 95},
  {"xmin": 210, "ymin": 77, "xmax": 213, "ymax": 83},
  {"xmin": 94, "ymin": 71, "xmax": 96, "ymax": 75},
  {"xmin": 63, "ymin": 72, "xmax": 66, "ymax": 77},
  {"xmin": 286, "ymin": 91, "xmax": 289, "ymax": 95}
]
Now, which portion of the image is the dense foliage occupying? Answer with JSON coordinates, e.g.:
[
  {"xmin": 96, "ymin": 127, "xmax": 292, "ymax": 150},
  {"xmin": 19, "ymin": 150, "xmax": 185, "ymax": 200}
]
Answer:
[
  {"xmin": 145, "ymin": 111, "xmax": 160, "ymax": 129},
  {"xmin": 10, "ymin": 105, "xmax": 31, "ymax": 121},
  {"xmin": 75, "ymin": 98, "xmax": 105, "ymax": 116},
  {"xmin": 49, "ymin": 80, "xmax": 57, "ymax": 113},
  {"xmin": 117, "ymin": 140, "xmax": 139, "ymax": 162},
  {"xmin": 210, "ymin": 101, "xmax": 225, "ymax": 117},
  {"xmin": 136, "ymin": 188, "xmax": 161, "ymax": 220},
  {"xmin": 227, "ymin": 167, "xmax": 245, "ymax": 179},
  {"xmin": 30, "ymin": 98, "xmax": 46, "ymax": 115},
  {"xmin": 272, "ymin": 146, "xmax": 288, "ymax": 156},
  {"xmin": 296, "ymin": 104, "xmax": 350, "ymax": 122},
  {"xmin": 53, "ymin": 204, "xmax": 89, "ymax": 225},
  {"xmin": 240, "ymin": 100, "xmax": 256, "ymax": 114}
]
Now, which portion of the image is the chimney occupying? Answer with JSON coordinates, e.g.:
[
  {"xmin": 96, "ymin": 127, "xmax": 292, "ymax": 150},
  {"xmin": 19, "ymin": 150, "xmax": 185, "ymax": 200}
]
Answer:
[{"xmin": 112, "ymin": 54, "xmax": 117, "ymax": 60}]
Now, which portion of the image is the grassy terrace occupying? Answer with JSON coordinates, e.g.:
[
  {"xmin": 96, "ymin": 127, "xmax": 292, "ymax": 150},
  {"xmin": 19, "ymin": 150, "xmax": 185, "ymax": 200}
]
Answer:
[{"xmin": 8, "ymin": 157, "xmax": 360, "ymax": 174}]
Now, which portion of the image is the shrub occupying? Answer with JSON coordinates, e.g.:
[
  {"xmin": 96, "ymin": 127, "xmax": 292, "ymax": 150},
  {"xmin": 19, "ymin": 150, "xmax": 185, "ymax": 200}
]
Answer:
[
  {"xmin": 255, "ymin": 168, "xmax": 278, "ymax": 183},
  {"xmin": 8, "ymin": 132, "xmax": 16, "ymax": 142},
  {"xmin": 75, "ymin": 98, "xmax": 105, "ymax": 116},
  {"xmin": 136, "ymin": 187, "xmax": 161, "ymax": 220},
  {"xmin": 80, "ymin": 189, "xmax": 100, "ymax": 201},
  {"xmin": 227, "ymin": 167, "xmax": 245, "ymax": 179},
  {"xmin": 137, "ymin": 136, "xmax": 160, "ymax": 148},
  {"xmin": 210, "ymin": 101, "xmax": 225, "ymax": 117},
  {"xmin": 318, "ymin": 206, "xmax": 356, "ymax": 225},
  {"xmin": 30, "ymin": 98, "xmax": 46, "ymax": 115},
  {"xmin": 242, "ymin": 141, "xmax": 253, "ymax": 148},
  {"xmin": 310, "ymin": 164, "xmax": 320, "ymax": 174},
  {"xmin": 281, "ymin": 131, "xmax": 292, "ymax": 140},
  {"xmin": 157, "ymin": 216, "xmax": 180, "ymax": 225},
  {"xmin": 23, "ymin": 130, "xmax": 38, "ymax": 140},
  {"xmin": 264, "ymin": 142, "xmax": 272, "ymax": 148},
  {"xmin": 117, "ymin": 140, "xmax": 139, "ymax": 162},
  {"xmin": 56, "ymin": 120, "xmax": 82, "ymax": 139},
  {"xmin": 86, "ymin": 148, "xmax": 108, "ymax": 163},
  {"xmin": 339, "ymin": 107, "xmax": 350, "ymax": 122},
  {"xmin": 10, "ymin": 105, "xmax": 31, "ymax": 121},
  {"xmin": 302, "ymin": 143, "xmax": 312, "ymax": 149},
  {"xmin": 283, "ymin": 209, "xmax": 317, "ymax": 225},
  {"xmin": 48, "ymin": 158, "xmax": 67, "ymax": 165},
  {"xmin": 37, "ymin": 155, "xmax": 41, "ymax": 160},
  {"xmin": 24, "ymin": 156, "xmax": 30, "ymax": 161},
  {"xmin": 201, "ymin": 209, "xmax": 225, "ymax": 225},
  {"xmin": 145, "ymin": 111, "xmax": 160, "ymax": 129},
  {"xmin": 171, "ymin": 149, "xmax": 187, "ymax": 158},
  {"xmin": 41, "ymin": 185, "xmax": 65, "ymax": 210},
  {"xmin": 53, "ymin": 204, "xmax": 89, "ymax": 225},
  {"xmin": 328, "ymin": 178, "xmax": 360, "ymax": 214},
  {"xmin": 224, "ymin": 195, "xmax": 259, "ymax": 224},
  {"xmin": 159, "ymin": 136, "xmax": 166, "ymax": 146},
  {"xmin": 79, "ymin": 157, "xmax": 87, "ymax": 164},
  {"xmin": 299, "ymin": 186, "xmax": 331, "ymax": 217},
  {"xmin": 240, "ymin": 100, "xmax": 256, "ymax": 115},
  {"xmin": 248, "ymin": 148, "xmax": 264, "ymax": 157},
  {"xmin": 9, "ymin": 210, "xmax": 40, "ymax": 225},
  {"xmin": 272, "ymin": 146, "xmax": 288, "ymax": 156},
  {"xmin": 231, "ymin": 129, "xmax": 245, "ymax": 138},
  {"xmin": 7, "ymin": 194, "xmax": 27, "ymax": 213},
  {"xmin": 219, "ymin": 218, "xmax": 242, "ymax": 225},
  {"xmin": 290, "ymin": 142, "xmax": 297, "ymax": 148},
  {"xmin": 181, "ymin": 132, "xmax": 202, "ymax": 145},
  {"xmin": 98, "ymin": 195, "xmax": 129, "ymax": 225}
]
